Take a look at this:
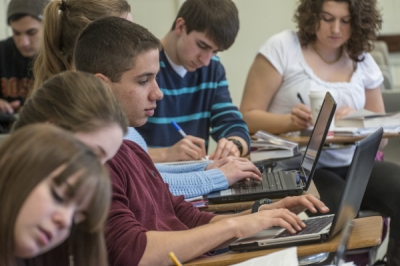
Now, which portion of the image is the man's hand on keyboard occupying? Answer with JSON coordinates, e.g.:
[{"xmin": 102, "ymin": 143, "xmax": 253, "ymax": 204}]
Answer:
[
  {"xmin": 231, "ymin": 208, "xmax": 306, "ymax": 237},
  {"xmin": 259, "ymin": 194, "xmax": 329, "ymax": 215},
  {"xmin": 205, "ymin": 157, "xmax": 262, "ymax": 185}
]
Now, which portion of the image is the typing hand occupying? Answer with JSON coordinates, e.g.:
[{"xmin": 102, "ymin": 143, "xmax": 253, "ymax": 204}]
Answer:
[
  {"xmin": 166, "ymin": 135, "xmax": 206, "ymax": 161},
  {"xmin": 335, "ymin": 106, "xmax": 356, "ymax": 120},
  {"xmin": 231, "ymin": 208, "xmax": 306, "ymax": 238},
  {"xmin": 261, "ymin": 194, "xmax": 329, "ymax": 215},
  {"xmin": 209, "ymin": 138, "xmax": 240, "ymax": 160},
  {"xmin": 291, "ymin": 103, "xmax": 312, "ymax": 130},
  {"xmin": 206, "ymin": 157, "xmax": 261, "ymax": 185},
  {"xmin": 0, "ymin": 99, "xmax": 20, "ymax": 114}
]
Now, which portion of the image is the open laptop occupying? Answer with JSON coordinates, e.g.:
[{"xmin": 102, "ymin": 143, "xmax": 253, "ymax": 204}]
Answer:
[
  {"xmin": 229, "ymin": 127, "xmax": 383, "ymax": 252},
  {"xmin": 207, "ymin": 92, "xmax": 336, "ymax": 203}
]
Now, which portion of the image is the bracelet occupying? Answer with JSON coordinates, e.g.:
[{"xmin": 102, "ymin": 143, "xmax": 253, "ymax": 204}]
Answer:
[
  {"xmin": 227, "ymin": 138, "xmax": 243, "ymax": 155},
  {"xmin": 251, "ymin": 198, "xmax": 273, "ymax": 213}
]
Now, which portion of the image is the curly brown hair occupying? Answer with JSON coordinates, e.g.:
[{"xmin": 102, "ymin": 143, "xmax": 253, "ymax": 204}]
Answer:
[{"xmin": 294, "ymin": 0, "xmax": 382, "ymax": 62}]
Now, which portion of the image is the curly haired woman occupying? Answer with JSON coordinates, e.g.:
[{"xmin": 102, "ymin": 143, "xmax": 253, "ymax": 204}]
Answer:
[{"xmin": 240, "ymin": 0, "xmax": 400, "ymax": 264}]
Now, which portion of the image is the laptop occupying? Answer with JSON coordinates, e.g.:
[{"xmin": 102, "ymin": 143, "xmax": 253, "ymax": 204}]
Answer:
[
  {"xmin": 207, "ymin": 92, "xmax": 337, "ymax": 203},
  {"xmin": 229, "ymin": 127, "xmax": 383, "ymax": 252}
]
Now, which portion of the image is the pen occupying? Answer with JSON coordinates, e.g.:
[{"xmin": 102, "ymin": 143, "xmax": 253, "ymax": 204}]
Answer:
[
  {"xmin": 171, "ymin": 121, "xmax": 207, "ymax": 160},
  {"xmin": 297, "ymin": 93, "xmax": 305, "ymax": 104},
  {"xmin": 171, "ymin": 121, "xmax": 187, "ymax": 138},
  {"xmin": 169, "ymin": 252, "xmax": 183, "ymax": 266}
]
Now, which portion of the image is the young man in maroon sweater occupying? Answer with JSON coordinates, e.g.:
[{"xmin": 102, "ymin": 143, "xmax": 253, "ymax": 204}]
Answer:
[{"xmin": 74, "ymin": 17, "xmax": 329, "ymax": 266}]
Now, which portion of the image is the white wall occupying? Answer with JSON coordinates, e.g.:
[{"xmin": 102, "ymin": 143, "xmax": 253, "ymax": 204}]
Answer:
[
  {"xmin": 0, "ymin": 0, "xmax": 399, "ymax": 148},
  {"xmin": 0, "ymin": 0, "xmax": 11, "ymax": 38},
  {"xmin": 128, "ymin": 0, "xmax": 400, "ymax": 107}
]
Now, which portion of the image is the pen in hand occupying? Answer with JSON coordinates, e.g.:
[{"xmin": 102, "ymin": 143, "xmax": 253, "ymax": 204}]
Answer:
[
  {"xmin": 171, "ymin": 121, "xmax": 187, "ymax": 137},
  {"xmin": 297, "ymin": 93, "xmax": 305, "ymax": 104},
  {"xmin": 171, "ymin": 121, "xmax": 207, "ymax": 160}
]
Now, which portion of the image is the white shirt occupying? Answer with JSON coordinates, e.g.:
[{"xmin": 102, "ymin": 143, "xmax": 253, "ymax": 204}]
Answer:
[{"xmin": 258, "ymin": 30, "xmax": 383, "ymax": 167}]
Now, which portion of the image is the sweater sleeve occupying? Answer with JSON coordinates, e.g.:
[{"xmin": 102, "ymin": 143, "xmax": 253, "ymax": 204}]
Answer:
[
  {"xmin": 209, "ymin": 58, "xmax": 251, "ymax": 149},
  {"xmin": 105, "ymin": 164, "xmax": 148, "ymax": 266},
  {"xmin": 155, "ymin": 161, "xmax": 210, "ymax": 172},
  {"xmin": 168, "ymin": 188, "xmax": 216, "ymax": 228},
  {"xmin": 159, "ymin": 169, "xmax": 228, "ymax": 198}
]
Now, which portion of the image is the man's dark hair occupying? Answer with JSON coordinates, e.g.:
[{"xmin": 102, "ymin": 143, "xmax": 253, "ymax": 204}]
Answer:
[
  {"xmin": 8, "ymin": 14, "xmax": 35, "ymax": 23},
  {"xmin": 74, "ymin": 17, "xmax": 161, "ymax": 82},
  {"xmin": 171, "ymin": 0, "xmax": 239, "ymax": 51}
]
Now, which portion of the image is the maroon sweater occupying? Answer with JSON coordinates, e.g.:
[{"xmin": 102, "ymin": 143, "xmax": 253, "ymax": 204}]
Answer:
[{"xmin": 105, "ymin": 140, "xmax": 216, "ymax": 266}]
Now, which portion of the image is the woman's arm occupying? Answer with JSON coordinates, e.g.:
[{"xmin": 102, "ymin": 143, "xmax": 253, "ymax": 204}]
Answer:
[{"xmin": 240, "ymin": 54, "xmax": 311, "ymax": 134}]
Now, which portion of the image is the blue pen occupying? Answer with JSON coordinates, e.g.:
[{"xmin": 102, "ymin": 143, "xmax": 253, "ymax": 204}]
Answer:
[{"xmin": 171, "ymin": 121, "xmax": 187, "ymax": 138}]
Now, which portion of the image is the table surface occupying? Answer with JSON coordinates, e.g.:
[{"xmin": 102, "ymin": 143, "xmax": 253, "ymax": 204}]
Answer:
[
  {"xmin": 282, "ymin": 132, "xmax": 399, "ymax": 146},
  {"xmin": 185, "ymin": 216, "xmax": 383, "ymax": 266},
  {"xmin": 202, "ymin": 181, "xmax": 319, "ymax": 213}
]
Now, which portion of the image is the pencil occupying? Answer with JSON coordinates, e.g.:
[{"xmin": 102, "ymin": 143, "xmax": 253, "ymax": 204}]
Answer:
[{"xmin": 169, "ymin": 252, "xmax": 183, "ymax": 266}]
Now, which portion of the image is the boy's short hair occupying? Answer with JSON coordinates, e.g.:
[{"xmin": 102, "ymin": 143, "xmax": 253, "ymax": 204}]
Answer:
[
  {"xmin": 171, "ymin": 0, "xmax": 239, "ymax": 51},
  {"xmin": 74, "ymin": 17, "xmax": 161, "ymax": 82}
]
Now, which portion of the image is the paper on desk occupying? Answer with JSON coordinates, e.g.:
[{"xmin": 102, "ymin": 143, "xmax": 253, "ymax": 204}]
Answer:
[
  {"xmin": 230, "ymin": 247, "xmax": 298, "ymax": 266},
  {"xmin": 325, "ymin": 262, "xmax": 355, "ymax": 266}
]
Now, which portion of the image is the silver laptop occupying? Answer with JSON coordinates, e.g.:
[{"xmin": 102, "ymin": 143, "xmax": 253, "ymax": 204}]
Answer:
[
  {"xmin": 207, "ymin": 92, "xmax": 336, "ymax": 203},
  {"xmin": 229, "ymin": 127, "xmax": 383, "ymax": 252}
]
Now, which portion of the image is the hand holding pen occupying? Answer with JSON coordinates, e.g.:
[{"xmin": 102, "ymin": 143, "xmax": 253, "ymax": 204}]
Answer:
[
  {"xmin": 169, "ymin": 121, "xmax": 207, "ymax": 161},
  {"xmin": 290, "ymin": 93, "xmax": 312, "ymax": 130}
]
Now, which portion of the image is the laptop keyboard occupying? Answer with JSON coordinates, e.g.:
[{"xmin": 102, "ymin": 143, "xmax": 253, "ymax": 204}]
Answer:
[
  {"xmin": 274, "ymin": 215, "xmax": 333, "ymax": 238},
  {"xmin": 231, "ymin": 172, "xmax": 284, "ymax": 194}
]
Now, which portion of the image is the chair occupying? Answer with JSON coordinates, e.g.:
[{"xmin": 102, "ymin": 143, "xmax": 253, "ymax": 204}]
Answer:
[
  {"xmin": 370, "ymin": 41, "xmax": 393, "ymax": 90},
  {"xmin": 0, "ymin": 134, "xmax": 9, "ymax": 145},
  {"xmin": 381, "ymin": 90, "xmax": 400, "ymax": 164}
]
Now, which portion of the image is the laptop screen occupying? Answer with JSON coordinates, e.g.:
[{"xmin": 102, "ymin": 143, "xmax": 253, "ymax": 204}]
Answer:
[{"xmin": 300, "ymin": 92, "xmax": 336, "ymax": 188}]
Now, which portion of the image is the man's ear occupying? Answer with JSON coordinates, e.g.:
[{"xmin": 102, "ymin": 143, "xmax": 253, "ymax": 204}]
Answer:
[
  {"xmin": 94, "ymin": 73, "xmax": 112, "ymax": 86},
  {"xmin": 174, "ymin": 17, "xmax": 186, "ymax": 36}
]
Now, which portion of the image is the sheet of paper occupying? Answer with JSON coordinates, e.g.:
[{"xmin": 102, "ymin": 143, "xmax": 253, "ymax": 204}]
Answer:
[
  {"xmin": 230, "ymin": 247, "xmax": 298, "ymax": 266},
  {"xmin": 157, "ymin": 156, "xmax": 210, "ymax": 166},
  {"xmin": 325, "ymin": 262, "xmax": 355, "ymax": 266}
]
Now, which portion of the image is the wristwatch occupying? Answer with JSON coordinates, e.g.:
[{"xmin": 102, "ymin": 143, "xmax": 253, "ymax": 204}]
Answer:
[
  {"xmin": 251, "ymin": 198, "xmax": 273, "ymax": 213},
  {"xmin": 228, "ymin": 138, "xmax": 243, "ymax": 155}
]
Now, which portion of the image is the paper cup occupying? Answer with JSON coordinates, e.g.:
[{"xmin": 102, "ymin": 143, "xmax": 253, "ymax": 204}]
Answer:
[{"xmin": 309, "ymin": 91, "xmax": 335, "ymax": 128}]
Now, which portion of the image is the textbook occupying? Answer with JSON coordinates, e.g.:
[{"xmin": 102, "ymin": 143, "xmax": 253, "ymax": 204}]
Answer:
[
  {"xmin": 335, "ymin": 109, "xmax": 400, "ymax": 128},
  {"xmin": 333, "ymin": 125, "xmax": 400, "ymax": 136},
  {"xmin": 250, "ymin": 131, "xmax": 300, "ymax": 162}
]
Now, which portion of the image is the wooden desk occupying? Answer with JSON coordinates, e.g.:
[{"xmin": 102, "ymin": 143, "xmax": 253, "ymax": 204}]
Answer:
[
  {"xmin": 203, "ymin": 181, "xmax": 319, "ymax": 213},
  {"xmin": 282, "ymin": 132, "xmax": 399, "ymax": 146},
  {"xmin": 185, "ymin": 216, "xmax": 383, "ymax": 266}
]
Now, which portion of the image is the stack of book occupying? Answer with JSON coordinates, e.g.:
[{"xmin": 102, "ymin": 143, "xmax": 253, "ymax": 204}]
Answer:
[
  {"xmin": 335, "ymin": 109, "xmax": 400, "ymax": 128},
  {"xmin": 250, "ymin": 131, "xmax": 300, "ymax": 162},
  {"xmin": 334, "ymin": 109, "xmax": 400, "ymax": 136}
]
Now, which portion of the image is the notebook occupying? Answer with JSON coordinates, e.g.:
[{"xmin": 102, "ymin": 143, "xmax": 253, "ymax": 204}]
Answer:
[
  {"xmin": 229, "ymin": 127, "xmax": 383, "ymax": 252},
  {"xmin": 207, "ymin": 92, "xmax": 336, "ymax": 204}
]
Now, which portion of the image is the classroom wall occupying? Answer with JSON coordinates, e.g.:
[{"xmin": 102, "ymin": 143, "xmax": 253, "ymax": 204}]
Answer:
[
  {"xmin": 0, "ymin": 0, "xmax": 399, "ymax": 149},
  {"xmin": 0, "ymin": 0, "xmax": 10, "ymax": 38},
  {"xmin": 128, "ymin": 0, "xmax": 400, "ymax": 108},
  {"xmin": 0, "ymin": 0, "xmax": 399, "ymax": 105}
]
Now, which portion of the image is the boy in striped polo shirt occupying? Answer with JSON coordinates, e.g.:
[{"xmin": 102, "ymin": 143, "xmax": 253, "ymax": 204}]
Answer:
[{"xmin": 136, "ymin": 0, "xmax": 250, "ymax": 163}]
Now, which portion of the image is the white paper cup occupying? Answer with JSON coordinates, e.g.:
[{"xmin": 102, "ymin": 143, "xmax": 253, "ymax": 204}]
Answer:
[{"xmin": 308, "ymin": 91, "xmax": 335, "ymax": 128}]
